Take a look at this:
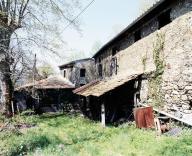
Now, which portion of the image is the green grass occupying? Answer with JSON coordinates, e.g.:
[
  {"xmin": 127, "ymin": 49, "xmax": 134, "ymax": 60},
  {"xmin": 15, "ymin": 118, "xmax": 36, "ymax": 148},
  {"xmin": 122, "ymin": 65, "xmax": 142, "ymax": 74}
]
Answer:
[{"xmin": 0, "ymin": 113, "xmax": 192, "ymax": 156}]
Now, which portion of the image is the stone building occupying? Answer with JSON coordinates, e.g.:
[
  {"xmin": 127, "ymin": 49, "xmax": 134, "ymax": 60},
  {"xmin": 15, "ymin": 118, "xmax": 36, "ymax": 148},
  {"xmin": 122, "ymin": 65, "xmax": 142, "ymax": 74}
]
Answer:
[
  {"xmin": 74, "ymin": 0, "xmax": 192, "ymax": 124},
  {"xmin": 59, "ymin": 58, "xmax": 95, "ymax": 87}
]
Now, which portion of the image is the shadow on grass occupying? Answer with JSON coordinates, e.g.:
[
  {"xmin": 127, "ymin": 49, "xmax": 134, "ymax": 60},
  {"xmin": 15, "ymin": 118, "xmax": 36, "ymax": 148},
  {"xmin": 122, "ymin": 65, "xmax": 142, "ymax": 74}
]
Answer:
[
  {"xmin": 38, "ymin": 112, "xmax": 81, "ymax": 119},
  {"xmin": 5, "ymin": 134, "xmax": 63, "ymax": 156},
  {"xmin": 39, "ymin": 113, "xmax": 65, "ymax": 119}
]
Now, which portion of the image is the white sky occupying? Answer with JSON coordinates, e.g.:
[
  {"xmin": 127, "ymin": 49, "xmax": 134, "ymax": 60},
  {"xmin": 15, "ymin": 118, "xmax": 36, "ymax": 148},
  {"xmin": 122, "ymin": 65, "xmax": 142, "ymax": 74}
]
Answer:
[{"xmin": 30, "ymin": 0, "xmax": 156, "ymax": 72}]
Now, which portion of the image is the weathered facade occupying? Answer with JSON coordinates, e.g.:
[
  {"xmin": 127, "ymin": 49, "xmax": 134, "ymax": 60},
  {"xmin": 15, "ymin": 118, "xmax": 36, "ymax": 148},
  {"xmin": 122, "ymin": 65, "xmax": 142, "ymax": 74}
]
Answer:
[
  {"xmin": 94, "ymin": 0, "xmax": 192, "ymax": 79},
  {"xmin": 74, "ymin": 0, "xmax": 192, "ymax": 124},
  {"xmin": 59, "ymin": 58, "xmax": 96, "ymax": 87}
]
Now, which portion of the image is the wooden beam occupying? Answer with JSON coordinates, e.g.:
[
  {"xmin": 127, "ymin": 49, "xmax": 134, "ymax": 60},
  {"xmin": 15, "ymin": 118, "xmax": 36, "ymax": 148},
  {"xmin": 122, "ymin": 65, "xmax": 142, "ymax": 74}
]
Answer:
[
  {"xmin": 101, "ymin": 103, "xmax": 105, "ymax": 127},
  {"xmin": 134, "ymin": 91, "xmax": 140, "ymax": 108}
]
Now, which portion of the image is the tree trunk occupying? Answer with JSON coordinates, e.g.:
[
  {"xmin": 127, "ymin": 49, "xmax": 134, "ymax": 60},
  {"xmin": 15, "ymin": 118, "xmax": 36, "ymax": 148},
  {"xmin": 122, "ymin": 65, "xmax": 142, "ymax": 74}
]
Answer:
[
  {"xmin": 0, "ymin": 29, "xmax": 14, "ymax": 116},
  {"xmin": 0, "ymin": 62, "xmax": 14, "ymax": 116}
]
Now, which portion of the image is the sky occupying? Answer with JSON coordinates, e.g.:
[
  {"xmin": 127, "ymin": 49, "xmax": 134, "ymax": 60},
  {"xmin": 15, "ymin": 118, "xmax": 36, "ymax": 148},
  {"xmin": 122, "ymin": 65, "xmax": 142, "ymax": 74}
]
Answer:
[
  {"xmin": 61, "ymin": 0, "xmax": 141, "ymax": 59},
  {"xmin": 36, "ymin": 0, "xmax": 155, "ymax": 72}
]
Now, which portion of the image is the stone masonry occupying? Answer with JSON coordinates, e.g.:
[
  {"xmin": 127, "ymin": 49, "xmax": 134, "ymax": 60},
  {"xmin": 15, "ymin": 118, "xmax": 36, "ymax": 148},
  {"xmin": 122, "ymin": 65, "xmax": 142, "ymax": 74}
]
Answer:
[{"xmin": 92, "ymin": 0, "xmax": 192, "ymax": 123}]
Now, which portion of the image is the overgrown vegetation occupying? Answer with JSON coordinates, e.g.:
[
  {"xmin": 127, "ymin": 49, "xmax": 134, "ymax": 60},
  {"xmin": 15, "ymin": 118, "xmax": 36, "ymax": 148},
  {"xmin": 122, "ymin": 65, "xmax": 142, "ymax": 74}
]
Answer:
[
  {"xmin": 142, "ymin": 55, "xmax": 147, "ymax": 71},
  {"xmin": 148, "ymin": 32, "xmax": 166, "ymax": 107},
  {"xmin": 1, "ymin": 114, "xmax": 192, "ymax": 156}
]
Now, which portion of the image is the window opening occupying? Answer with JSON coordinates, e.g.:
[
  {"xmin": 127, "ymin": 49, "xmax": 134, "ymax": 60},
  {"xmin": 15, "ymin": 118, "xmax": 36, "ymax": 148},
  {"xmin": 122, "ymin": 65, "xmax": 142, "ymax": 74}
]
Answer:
[
  {"xmin": 158, "ymin": 9, "xmax": 171, "ymax": 29},
  {"xmin": 80, "ymin": 68, "xmax": 86, "ymax": 77}
]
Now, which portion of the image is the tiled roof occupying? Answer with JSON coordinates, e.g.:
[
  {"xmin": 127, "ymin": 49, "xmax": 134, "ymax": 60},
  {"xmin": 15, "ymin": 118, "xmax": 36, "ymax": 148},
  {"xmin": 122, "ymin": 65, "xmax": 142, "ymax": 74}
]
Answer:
[
  {"xmin": 16, "ymin": 75, "xmax": 75, "ymax": 90},
  {"xmin": 73, "ymin": 72, "xmax": 144, "ymax": 97}
]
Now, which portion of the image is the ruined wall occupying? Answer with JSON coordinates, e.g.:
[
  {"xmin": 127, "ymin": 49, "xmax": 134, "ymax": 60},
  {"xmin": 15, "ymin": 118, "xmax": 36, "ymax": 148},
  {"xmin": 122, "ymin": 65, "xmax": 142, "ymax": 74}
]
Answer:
[
  {"xmin": 61, "ymin": 60, "xmax": 96, "ymax": 87},
  {"xmin": 92, "ymin": 0, "xmax": 192, "ymax": 122},
  {"xmin": 94, "ymin": 0, "xmax": 192, "ymax": 81},
  {"xmin": 60, "ymin": 67, "xmax": 73, "ymax": 84},
  {"xmin": 116, "ymin": 11, "xmax": 192, "ymax": 121},
  {"xmin": 161, "ymin": 13, "xmax": 192, "ymax": 120},
  {"xmin": 93, "ymin": 0, "xmax": 192, "ymax": 121},
  {"xmin": 95, "ymin": 48, "xmax": 112, "ymax": 78},
  {"xmin": 72, "ymin": 60, "xmax": 96, "ymax": 87}
]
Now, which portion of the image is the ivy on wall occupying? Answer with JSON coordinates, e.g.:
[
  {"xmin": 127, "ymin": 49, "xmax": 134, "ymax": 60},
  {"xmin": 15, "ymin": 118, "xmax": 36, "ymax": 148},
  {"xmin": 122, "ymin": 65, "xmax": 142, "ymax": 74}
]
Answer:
[
  {"xmin": 148, "ymin": 32, "xmax": 165, "ymax": 107},
  {"xmin": 142, "ymin": 56, "xmax": 147, "ymax": 71}
]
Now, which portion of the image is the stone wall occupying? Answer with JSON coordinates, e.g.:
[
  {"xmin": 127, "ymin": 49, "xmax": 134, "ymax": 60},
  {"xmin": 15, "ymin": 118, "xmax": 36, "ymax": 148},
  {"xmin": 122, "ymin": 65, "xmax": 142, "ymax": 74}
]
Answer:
[
  {"xmin": 94, "ymin": 0, "xmax": 192, "ymax": 81},
  {"xmin": 73, "ymin": 60, "xmax": 96, "ymax": 87},
  {"xmin": 60, "ymin": 60, "xmax": 96, "ymax": 87},
  {"xmin": 115, "ymin": 12, "xmax": 192, "ymax": 121},
  {"xmin": 92, "ymin": 0, "xmax": 192, "ymax": 121},
  {"xmin": 161, "ymin": 11, "xmax": 192, "ymax": 120}
]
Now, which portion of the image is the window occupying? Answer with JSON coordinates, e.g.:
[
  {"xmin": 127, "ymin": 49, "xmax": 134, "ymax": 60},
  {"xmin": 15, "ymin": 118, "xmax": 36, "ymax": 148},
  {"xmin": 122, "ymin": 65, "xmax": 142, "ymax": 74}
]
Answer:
[
  {"xmin": 63, "ymin": 70, "xmax": 66, "ymax": 78},
  {"xmin": 112, "ymin": 46, "xmax": 120, "ymax": 56},
  {"xmin": 80, "ymin": 69, "xmax": 86, "ymax": 77},
  {"xmin": 158, "ymin": 9, "xmax": 171, "ymax": 29},
  {"xmin": 98, "ymin": 64, "xmax": 102, "ymax": 77},
  {"xmin": 134, "ymin": 29, "xmax": 141, "ymax": 42}
]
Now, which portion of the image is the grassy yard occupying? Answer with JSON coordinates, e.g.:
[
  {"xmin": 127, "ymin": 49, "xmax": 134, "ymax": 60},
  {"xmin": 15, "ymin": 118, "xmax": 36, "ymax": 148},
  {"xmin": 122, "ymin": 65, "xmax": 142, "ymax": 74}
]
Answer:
[{"xmin": 0, "ymin": 113, "xmax": 192, "ymax": 156}]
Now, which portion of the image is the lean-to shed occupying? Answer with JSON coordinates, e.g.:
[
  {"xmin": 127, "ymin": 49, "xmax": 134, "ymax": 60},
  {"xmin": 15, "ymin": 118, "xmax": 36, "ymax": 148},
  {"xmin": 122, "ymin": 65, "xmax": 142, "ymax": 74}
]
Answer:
[{"xmin": 15, "ymin": 75, "xmax": 77, "ymax": 113}]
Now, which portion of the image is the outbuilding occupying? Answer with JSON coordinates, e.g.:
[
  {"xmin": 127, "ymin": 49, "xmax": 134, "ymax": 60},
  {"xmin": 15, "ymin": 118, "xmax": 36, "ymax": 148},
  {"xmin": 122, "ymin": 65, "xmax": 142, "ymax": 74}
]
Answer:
[{"xmin": 15, "ymin": 75, "xmax": 77, "ymax": 113}]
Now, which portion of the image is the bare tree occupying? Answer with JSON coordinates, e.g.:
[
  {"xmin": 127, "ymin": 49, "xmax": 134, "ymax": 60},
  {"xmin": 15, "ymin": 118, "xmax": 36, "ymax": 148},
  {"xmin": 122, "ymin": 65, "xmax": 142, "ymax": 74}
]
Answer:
[{"xmin": 0, "ymin": 0, "xmax": 81, "ymax": 115}]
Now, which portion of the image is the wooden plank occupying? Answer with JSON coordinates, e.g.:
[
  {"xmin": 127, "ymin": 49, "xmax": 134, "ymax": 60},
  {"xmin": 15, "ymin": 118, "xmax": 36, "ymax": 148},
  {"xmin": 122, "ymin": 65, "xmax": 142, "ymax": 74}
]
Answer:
[{"xmin": 139, "ymin": 104, "xmax": 192, "ymax": 127}]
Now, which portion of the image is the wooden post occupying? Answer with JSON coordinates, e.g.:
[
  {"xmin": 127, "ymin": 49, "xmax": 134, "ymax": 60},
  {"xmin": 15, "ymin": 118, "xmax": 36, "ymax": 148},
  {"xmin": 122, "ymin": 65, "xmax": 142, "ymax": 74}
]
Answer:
[
  {"xmin": 101, "ymin": 103, "xmax": 105, "ymax": 127},
  {"xmin": 11, "ymin": 101, "xmax": 14, "ymax": 117},
  {"xmin": 32, "ymin": 54, "xmax": 37, "ymax": 111},
  {"xmin": 16, "ymin": 103, "xmax": 20, "ymax": 115},
  {"xmin": 134, "ymin": 93, "xmax": 137, "ymax": 108},
  {"xmin": 154, "ymin": 118, "xmax": 162, "ymax": 136}
]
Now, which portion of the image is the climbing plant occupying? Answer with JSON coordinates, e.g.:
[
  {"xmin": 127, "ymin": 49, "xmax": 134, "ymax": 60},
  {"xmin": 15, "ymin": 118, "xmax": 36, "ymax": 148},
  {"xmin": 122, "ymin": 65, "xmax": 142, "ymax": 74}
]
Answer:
[
  {"xmin": 142, "ymin": 55, "xmax": 147, "ymax": 71},
  {"xmin": 148, "ymin": 32, "xmax": 165, "ymax": 107}
]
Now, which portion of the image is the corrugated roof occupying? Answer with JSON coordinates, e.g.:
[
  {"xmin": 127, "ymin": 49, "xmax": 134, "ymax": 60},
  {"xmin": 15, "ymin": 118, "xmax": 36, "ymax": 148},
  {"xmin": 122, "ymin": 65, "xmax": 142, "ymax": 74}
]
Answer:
[
  {"xmin": 73, "ymin": 72, "xmax": 143, "ymax": 97},
  {"xmin": 16, "ymin": 75, "xmax": 75, "ymax": 90},
  {"xmin": 93, "ymin": 0, "xmax": 172, "ymax": 58}
]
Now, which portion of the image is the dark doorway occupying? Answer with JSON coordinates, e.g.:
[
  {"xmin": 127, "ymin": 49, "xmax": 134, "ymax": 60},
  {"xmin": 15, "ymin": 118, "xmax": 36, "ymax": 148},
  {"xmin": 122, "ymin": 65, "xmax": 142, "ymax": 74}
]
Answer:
[
  {"xmin": 104, "ymin": 80, "xmax": 136, "ymax": 124},
  {"xmin": 80, "ymin": 78, "xmax": 141, "ymax": 125}
]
